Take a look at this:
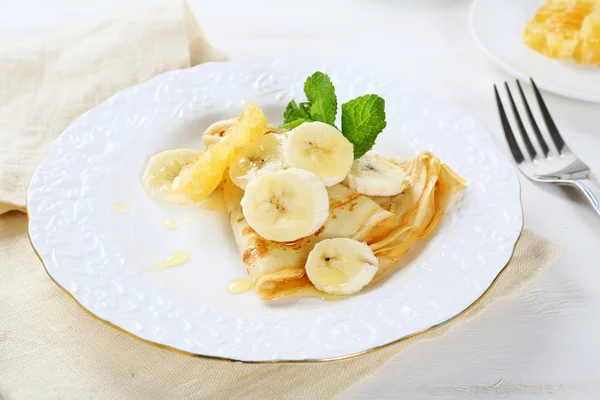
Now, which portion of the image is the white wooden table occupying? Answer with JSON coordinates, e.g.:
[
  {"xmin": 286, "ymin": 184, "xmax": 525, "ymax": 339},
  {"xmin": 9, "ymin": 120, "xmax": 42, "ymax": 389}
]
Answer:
[{"xmin": 3, "ymin": 0, "xmax": 600, "ymax": 398}]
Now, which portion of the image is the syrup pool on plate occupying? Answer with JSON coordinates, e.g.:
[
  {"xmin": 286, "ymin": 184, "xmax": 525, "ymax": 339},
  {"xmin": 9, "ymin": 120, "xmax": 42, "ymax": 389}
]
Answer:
[
  {"xmin": 110, "ymin": 203, "xmax": 129, "ymax": 212},
  {"xmin": 163, "ymin": 218, "xmax": 179, "ymax": 230},
  {"xmin": 147, "ymin": 252, "xmax": 190, "ymax": 271},
  {"xmin": 227, "ymin": 278, "xmax": 252, "ymax": 294}
]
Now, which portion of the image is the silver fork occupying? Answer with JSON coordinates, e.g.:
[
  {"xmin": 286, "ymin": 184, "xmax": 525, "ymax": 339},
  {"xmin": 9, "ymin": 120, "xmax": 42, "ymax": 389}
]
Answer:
[{"xmin": 494, "ymin": 79, "xmax": 600, "ymax": 216}]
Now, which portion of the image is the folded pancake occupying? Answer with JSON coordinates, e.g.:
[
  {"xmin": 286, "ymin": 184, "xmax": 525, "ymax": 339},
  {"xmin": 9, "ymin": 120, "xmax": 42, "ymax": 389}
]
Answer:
[
  {"xmin": 223, "ymin": 151, "xmax": 466, "ymax": 300},
  {"xmin": 223, "ymin": 177, "xmax": 396, "ymax": 299},
  {"xmin": 370, "ymin": 151, "xmax": 466, "ymax": 277}
]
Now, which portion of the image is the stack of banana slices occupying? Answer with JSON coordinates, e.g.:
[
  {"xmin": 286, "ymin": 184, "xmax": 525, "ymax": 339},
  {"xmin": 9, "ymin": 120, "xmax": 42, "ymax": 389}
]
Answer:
[{"xmin": 220, "ymin": 120, "xmax": 409, "ymax": 296}]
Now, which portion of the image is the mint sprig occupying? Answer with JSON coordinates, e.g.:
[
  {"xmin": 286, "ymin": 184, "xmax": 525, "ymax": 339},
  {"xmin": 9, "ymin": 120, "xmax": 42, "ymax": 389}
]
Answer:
[{"xmin": 281, "ymin": 71, "xmax": 386, "ymax": 159}]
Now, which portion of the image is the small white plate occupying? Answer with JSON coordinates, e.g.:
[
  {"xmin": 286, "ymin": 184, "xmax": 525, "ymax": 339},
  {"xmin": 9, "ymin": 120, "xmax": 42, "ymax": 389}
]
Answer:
[
  {"xmin": 470, "ymin": 0, "xmax": 600, "ymax": 103},
  {"xmin": 28, "ymin": 60, "xmax": 522, "ymax": 362}
]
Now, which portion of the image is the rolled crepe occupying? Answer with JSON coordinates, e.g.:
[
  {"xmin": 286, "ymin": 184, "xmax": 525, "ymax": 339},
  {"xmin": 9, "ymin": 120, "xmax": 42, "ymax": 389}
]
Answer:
[
  {"xmin": 223, "ymin": 151, "xmax": 466, "ymax": 300},
  {"xmin": 223, "ymin": 178, "xmax": 396, "ymax": 299}
]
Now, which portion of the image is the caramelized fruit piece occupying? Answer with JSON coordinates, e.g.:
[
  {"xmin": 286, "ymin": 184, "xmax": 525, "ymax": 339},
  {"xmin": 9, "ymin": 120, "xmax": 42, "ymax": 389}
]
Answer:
[{"xmin": 176, "ymin": 104, "xmax": 268, "ymax": 202}]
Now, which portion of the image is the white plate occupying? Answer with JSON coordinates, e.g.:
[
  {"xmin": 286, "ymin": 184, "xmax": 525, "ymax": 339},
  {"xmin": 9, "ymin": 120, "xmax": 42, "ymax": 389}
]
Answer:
[
  {"xmin": 27, "ymin": 60, "xmax": 522, "ymax": 362},
  {"xmin": 469, "ymin": 0, "xmax": 600, "ymax": 103}
]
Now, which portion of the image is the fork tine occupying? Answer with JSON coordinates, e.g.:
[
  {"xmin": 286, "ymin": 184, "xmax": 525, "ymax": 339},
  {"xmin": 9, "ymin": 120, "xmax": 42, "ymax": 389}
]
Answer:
[
  {"xmin": 530, "ymin": 78, "xmax": 566, "ymax": 154},
  {"xmin": 504, "ymin": 82, "xmax": 537, "ymax": 160},
  {"xmin": 516, "ymin": 80, "xmax": 550, "ymax": 157},
  {"xmin": 494, "ymin": 84, "xmax": 525, "ymax": 164}
]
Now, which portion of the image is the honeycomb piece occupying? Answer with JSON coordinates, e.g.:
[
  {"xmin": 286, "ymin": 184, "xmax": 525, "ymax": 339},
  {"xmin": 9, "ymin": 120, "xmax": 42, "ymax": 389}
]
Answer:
[{"xmin": 523, "ymin": 0, "xmax": 600, "ymax": 66}]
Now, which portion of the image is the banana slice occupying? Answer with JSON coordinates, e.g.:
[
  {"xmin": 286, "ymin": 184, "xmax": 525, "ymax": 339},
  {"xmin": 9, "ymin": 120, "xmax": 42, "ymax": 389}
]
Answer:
[
  {"xmin": 284, "ymin": 121, "xmax": 354, "ymax": 187},
  {"xmin": 142, "ymin": 149, "xmax": 199, "ymax": 204},
  {"xmin": 240, "ymin": 168, "xmax": 329, "ymax": 242},
  {"xmin": 229, "ymin": 133, "xmax": 286, "ymax": 190},
  {"xmin": 345, "ymin": 154, "xmax": 407, "ymax": 196},
  {"xmin": 306, "ymin": 238, "xmax": 379, "ymax": 295}
]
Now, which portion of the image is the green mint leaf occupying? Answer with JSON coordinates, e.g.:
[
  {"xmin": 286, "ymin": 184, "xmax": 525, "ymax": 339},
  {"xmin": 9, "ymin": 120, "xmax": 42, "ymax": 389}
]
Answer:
[
  {"xmin": 281, "ymin": 118, "xmax": 310, "ymax": 130},
  {"xmin": 341, "ymin": 94, "xmax": 387, "ymax": 159},
  {"xmin": 303, "ymin": 72, "xmax": 337, "ymax": 126},
  {"xmin": 282, "ymin": 100, "xmax": 310, "ymax": 127}
]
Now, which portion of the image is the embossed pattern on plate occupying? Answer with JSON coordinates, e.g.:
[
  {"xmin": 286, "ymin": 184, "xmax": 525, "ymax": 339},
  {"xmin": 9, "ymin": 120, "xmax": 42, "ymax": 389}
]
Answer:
[{"xmin": 27, "ymin": 60, "xmax": 522, "ymax": 362}]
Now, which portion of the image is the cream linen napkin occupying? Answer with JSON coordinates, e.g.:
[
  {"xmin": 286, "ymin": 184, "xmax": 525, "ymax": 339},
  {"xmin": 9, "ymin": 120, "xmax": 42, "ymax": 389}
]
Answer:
[
  {"xmin": 0, "ymin": 2, "xmax": 563, "ymax": 399},
  {"xmin": 0, "ymin": 0, "xmax": 225, "ymax": 212}
]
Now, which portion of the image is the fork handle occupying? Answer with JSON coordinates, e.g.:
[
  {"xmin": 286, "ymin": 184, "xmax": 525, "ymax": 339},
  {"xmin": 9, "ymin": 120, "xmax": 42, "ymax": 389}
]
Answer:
[{"xmin": 571, "ymin": 178, "xmax": 600, "ymax": 216}]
